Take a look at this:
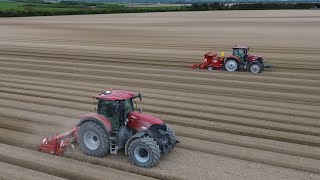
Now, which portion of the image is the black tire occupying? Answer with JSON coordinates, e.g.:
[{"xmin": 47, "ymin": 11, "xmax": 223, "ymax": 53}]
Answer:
[
  {"xmin": 78, "ymin": 121, "xmax": 109, "ymax": 157},
  {"xmin": 257, "ymin": 58, "xmax": 265, "ymax": 70},
  {"xmin": 224, "ymin": 59, "xmax": 239, "ymax": 72},
  {"xmin": 250, "ymin": 63, "xmax": 262, "ymax": 73},
  {"xmin": 166, "ymin": 125, "xmax": 177, "ymax": 152},
  {"xmin": 260, "ymin": 63, "xmax": 265, "ymax": 71},
  {"xmin": 128, "ymin": 137, "xmax": 160, "ymax": 168}
]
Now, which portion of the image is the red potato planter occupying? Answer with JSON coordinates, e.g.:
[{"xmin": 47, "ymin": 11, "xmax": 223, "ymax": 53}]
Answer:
[
  {"xmin": 38, "ymin": 89, "xmax": 179, "ymax": 168},
  {"xmin": 191, "ymin": 45, "xmax": 272, "ymax": 73}
]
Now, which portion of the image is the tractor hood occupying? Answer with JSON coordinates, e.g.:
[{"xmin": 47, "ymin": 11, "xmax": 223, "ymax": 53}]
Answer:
[
  {"xmin": 247, "ymin": 54, "xmax": 262, "ymax": 61},
  {"xmin": 127, "ymin": 111, "xmax": 163, "ymax": 132}
]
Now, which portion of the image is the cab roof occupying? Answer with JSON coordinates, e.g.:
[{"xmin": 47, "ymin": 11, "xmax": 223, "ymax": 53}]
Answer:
[
  {"xmin": 233, "ymin": 45, "xmax": 249, "ymax": 49},
  {"xmin": 95, "ymin": 90, "xmax": 135, "ymax": 101}
]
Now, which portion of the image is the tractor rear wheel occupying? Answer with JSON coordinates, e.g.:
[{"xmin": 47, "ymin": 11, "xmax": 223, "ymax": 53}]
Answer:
[
  {"xmin": 78, "ymin": 121, "xmax": 110, "ymax": 157},
  {"xmin": 128, "ymin": 137, "xmax": 160, "ymax": 168},
  {"xmin": 225, "ymin": 59, "xmax": 239, "ymax": 72},
  {"xmin": 250, "ymin": 63, "xmax": 262, "ymax": 73}
]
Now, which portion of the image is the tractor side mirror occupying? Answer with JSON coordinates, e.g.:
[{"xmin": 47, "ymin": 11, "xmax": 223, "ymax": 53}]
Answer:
[{"xmin": 138, "ymin": 93, "xmax": 142, "ymax": 101}]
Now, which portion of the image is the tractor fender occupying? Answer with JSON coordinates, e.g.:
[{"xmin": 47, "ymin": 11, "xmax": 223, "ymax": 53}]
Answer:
[
  {"xmin": 256, "ymin": 57, "xmax": 264, "ymax": 65},
  {"xmin": 225, "ymin": 55, "xmax": 240, "ymax": 62},
  {"xmin": 124, "ymin": 131, "xmax": 146, "ymax": 155},
  {"xmin": 77, "ymin": 113, "xmax": 112, "ymax": 133},
  {"xmin": 248, "ymin": 58, "xmax": 263, "ymax": 67}
]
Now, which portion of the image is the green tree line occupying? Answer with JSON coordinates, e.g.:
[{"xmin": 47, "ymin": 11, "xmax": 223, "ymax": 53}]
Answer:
[
  {"xmin": 190, "ymin": 2, "xmax": 320, "ymax": 11},
  {"xmin": 0, "ymin": 1, "xmax": 319, "ymax": 17}
]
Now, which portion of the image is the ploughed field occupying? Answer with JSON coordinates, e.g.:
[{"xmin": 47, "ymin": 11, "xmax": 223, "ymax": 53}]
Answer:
[{"xmin": 0, "ymin": 10, "xmax": 320, "ymax": 180}]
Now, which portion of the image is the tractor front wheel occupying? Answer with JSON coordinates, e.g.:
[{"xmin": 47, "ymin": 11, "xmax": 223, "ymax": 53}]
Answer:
[
  {"xmin": 225, "ymin": 59, "xmax": 239, "ymax": 72},
  {"xmin": 250, "ymin": 63, "xmax": 262, "ymax": 73},
  {"xmin": 128, "ymin": 137, "xmax": 160, "ymax": 168},
  {"xmin": 166, "ymin": 125, "xmax": 177, "ymax": 152},
  {"xmin": 78, "ymin": 121, "xmax": 110, "ymax": 157}
]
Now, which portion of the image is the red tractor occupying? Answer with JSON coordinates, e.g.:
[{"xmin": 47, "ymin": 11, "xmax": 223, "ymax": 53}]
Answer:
[
  {"xmin": 191, "ymin": 45, "xmax": 272, "ymax": 73},
  {"xmin": 38, "ymin": 90, "xmax": 179, "ymax": 168}
]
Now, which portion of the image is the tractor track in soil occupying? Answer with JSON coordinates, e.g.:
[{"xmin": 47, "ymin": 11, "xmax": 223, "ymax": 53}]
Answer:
[
  {"xmin": 1, "ymin": 56, "xmax": 320, "ymax": 80},
  {"xmin": 0, "ymin": 66, "xmax": 319, "ymax": 106},
  {"xmin": 0, "ymin": 48, "xmax": 319, "ymax": 71},
  {"xmin": 0, "ymin": 161, "xmax": 67, "ymax": 180},
  {"xmin": 0, "ymin": 10, "xmax": 320, "ymax": 180}
]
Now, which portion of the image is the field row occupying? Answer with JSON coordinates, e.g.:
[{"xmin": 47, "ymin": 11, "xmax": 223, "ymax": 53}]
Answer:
[
  {"xmin": 1, "ymin": 10, "xmax": 320, "ymax": 180},
  {"xmin": 0, "ymin": 53, "xmax": 319, "ymax": 179}
]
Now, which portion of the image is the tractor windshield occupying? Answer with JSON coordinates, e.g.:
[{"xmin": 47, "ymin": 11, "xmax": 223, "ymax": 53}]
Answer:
[{"xmin": 233, "ymin": 48, "xmax": 246, "ymax": 61}]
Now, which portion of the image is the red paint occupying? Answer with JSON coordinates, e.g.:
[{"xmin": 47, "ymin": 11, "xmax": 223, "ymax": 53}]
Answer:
[
  {"xmin": 95, "ymin": 90, "xmax": 135, "ymax": 101},
  {"xmin": 79, "ymin": 113, "xmax": 112, "ymax": 132},
  {"xmin": 225, "ymin": 55, "xmax": 241, "ymax": 62},
  {"xmin": 38, "ymin": 128, "xmax": 77, "ymax": 156},
  {"xmin": 191, "ymin": 52, "xmax": 224, "ymax": 70},
  {"xmin": 127, "ymin": 111, "xmax": 163, "ymax": 132},
  {"xmin": 247, "ymin": 55, "xmax": 259, "ymax": 62}
]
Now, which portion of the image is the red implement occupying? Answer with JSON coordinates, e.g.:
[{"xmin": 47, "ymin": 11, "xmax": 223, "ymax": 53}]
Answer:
[
  {"xmin": 38, "ymin": 128, "xmax": 77, "ymax": 156},
  {"xmin": 191, "ymin": 52, "xmax": 224, "ymax": 70}
]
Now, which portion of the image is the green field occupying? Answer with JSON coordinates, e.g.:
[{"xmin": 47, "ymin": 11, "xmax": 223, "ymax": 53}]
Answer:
[
  {"xmin": 0, "ymin": 1, "xmax": 318, "ymax": 17},
  {"xmin": 0, "ymin": 1, "xmax": 187, "ymax": 17},
  {"xmin": 0, "ymin": 2, "xmax": 25, "ymax": 10}
]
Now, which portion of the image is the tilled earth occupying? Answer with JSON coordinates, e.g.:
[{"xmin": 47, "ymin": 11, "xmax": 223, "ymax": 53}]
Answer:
[{"xmin": 0, "ymin": 10, "xmax": 320, "ymax": 180}]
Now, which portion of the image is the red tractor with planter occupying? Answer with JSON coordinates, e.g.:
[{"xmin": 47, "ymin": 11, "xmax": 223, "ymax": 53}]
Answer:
[
  {"xmin": 191, "ymin": 45, "xmax": 272, "ymax": 73},
  {"xmin": 38, "ymin": 89, "xmax": 179, "ymax": 168}
]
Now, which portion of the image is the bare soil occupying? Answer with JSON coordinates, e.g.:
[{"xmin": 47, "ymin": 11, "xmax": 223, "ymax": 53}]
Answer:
[{"xmin": 0, "ymin": 10, "xmax": 320, "ymax": 180}]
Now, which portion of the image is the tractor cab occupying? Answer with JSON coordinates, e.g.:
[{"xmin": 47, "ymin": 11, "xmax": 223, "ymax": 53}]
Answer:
[
  {"xmin": 232, "ymin": 46, "xmax": 249, "ymax": 62},
  {"xmin": 95, "ymin": 90, "xmax": 141, "ymax": 130}
]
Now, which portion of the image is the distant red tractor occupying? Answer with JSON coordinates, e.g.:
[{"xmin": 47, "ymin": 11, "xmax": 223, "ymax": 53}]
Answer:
[
  {"xmin": 38, "ymin": 90, "xmax": 179, "ymax": 168},
  {"xmin": 191, "ymin": 45, "xmax": 272, "ymax": 73}
]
